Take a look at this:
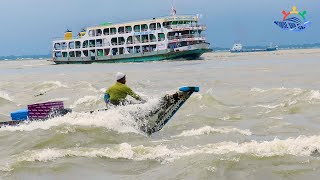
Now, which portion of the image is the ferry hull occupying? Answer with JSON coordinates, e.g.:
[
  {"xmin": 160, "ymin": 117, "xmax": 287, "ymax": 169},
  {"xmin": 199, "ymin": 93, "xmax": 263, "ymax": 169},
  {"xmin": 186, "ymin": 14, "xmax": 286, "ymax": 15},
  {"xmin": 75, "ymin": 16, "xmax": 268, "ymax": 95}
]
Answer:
[{"xmin": 53, "ymin": 44, "xmax": 211, "ymax": 64}]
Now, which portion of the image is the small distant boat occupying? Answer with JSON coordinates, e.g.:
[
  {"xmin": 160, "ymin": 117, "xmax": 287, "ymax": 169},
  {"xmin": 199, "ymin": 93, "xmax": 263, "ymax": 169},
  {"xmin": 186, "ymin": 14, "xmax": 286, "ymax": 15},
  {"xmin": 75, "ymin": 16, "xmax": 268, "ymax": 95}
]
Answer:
[
  {"xmin": 230, "ymin": 43, "xmax": 277, "ymax": 53},
  {"xmin": 266, "ymin": 43, "xmax": 278, "ymax": 51},
  {"xmin": 230, "ymin": 43, "xmax": 243, "ymax": 53}
]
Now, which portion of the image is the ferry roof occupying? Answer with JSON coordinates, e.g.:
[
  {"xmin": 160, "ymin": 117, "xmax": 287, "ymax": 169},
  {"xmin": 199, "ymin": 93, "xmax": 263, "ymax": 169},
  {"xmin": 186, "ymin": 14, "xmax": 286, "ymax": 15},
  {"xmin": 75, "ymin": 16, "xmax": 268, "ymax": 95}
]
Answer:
[{"xmin": 87, "ymin": 15, "xmax": 199, "ymax": 30}]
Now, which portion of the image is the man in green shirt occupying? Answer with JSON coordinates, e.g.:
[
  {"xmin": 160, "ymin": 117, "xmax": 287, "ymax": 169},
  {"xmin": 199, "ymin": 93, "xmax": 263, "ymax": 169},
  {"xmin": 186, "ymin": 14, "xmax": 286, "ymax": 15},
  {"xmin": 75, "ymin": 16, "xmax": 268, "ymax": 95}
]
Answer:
[{"xmin": 105, "ymin": 72, "xmax": 143, "ymax": 106}]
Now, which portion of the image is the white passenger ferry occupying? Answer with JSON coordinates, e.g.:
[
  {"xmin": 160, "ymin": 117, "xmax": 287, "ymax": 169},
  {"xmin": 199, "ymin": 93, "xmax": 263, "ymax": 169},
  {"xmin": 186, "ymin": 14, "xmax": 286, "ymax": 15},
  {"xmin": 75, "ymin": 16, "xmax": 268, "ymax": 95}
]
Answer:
[{"xmin": 52, "ymin": 14, "xmax": 211, "ymax": 64}]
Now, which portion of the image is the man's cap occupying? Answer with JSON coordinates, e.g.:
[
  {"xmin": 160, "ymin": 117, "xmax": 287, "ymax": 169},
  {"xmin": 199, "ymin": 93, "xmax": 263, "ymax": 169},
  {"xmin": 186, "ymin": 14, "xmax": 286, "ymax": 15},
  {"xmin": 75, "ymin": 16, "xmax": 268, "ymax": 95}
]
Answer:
[{"xmin": 116, "ymin": 72, "xmax": 126, "ymax": 81}]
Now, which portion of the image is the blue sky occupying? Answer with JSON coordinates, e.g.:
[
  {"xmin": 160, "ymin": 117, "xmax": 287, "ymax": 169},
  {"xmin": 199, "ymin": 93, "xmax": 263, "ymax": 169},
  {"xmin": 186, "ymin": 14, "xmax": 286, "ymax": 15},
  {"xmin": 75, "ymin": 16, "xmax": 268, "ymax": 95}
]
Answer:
[{"xmin": 0, "ymin": 0, "xmax": 318, "ymax": 56}]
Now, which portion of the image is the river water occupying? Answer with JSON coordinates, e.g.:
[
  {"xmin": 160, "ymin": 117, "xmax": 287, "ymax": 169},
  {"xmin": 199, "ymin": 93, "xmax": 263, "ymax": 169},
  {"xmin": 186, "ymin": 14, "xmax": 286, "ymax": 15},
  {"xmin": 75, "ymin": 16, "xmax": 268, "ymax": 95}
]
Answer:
[{"xmin": 0, "ymin": 52, "xmax": 320, "ymax": 179}]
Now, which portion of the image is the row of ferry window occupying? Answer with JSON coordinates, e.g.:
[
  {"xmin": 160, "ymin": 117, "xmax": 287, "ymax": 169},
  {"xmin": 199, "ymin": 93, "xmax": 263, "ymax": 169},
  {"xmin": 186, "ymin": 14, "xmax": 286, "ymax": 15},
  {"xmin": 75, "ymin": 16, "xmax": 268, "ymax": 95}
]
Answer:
[
  {"xmin": 89, "ymin": 23, "xmax": 161, "ymax": 36},
  {"xmin": 88, "ymin": 21, "xmax": 197, "ymax": 36},
  {"xmin": 54, "ymin": 39, "xmax": 203, "ymax": 58},
  {"xmin": 54, "ymin": 34, "xmax": 166, "ymax": 50},
  {"xmin": 54, "ymin": 45, "xmax": 158, "ymax": 58}
]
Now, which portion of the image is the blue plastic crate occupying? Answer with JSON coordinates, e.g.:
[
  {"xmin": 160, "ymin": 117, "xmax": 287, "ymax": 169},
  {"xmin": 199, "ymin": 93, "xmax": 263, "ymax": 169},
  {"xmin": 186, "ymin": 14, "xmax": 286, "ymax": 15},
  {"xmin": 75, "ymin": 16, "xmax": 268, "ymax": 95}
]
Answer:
[{"xmin": 10, "ymin": 109, "xmax": 28, "ymax": 121}]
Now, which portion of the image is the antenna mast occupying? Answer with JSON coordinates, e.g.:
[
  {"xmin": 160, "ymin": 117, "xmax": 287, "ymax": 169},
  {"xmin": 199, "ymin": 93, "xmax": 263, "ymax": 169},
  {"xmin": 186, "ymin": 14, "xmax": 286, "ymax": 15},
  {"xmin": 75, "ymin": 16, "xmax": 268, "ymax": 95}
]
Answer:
[{"xmin": 171, "ymin": 0, "xmax": 177, "ymax": 16}]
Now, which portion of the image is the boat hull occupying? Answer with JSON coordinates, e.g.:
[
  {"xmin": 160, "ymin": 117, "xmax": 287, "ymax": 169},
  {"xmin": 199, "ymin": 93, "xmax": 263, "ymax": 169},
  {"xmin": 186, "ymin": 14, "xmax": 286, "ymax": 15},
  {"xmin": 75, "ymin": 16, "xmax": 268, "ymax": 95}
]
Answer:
[
  {"xmin": 53, "ymin": 44, "xmax": 211, "ymax": 64},
  {"xmin": 230, "ymin": 48, "xmax": 277, "ymax": 53}
]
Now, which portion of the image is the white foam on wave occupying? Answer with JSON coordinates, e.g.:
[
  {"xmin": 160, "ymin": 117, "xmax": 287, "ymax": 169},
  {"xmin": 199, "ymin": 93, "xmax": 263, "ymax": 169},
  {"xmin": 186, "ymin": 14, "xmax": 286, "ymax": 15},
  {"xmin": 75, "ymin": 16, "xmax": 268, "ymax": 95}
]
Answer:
[
  {"xmin": 77, "ymin": 81, "xmax": 101, "ymax": 92},
  {"xmin": 37, "ymin": 81, "xmax": 68, "ymax": 93},
  {"xmin": 99, "ymin": 88, "xmax": 107, "ymax": 93},
  {"xmin": 192, "ymin": 89, "xmax": 215, "ymax": 101},
  {"xmin": 70, "ymin": 95, "xmax": 102, "ymax": 108},
  {"xmin": 308, "ymin": 90, "xmax": 320, "ymax": 101},
  {"xmin": 172, "ymin": 126, "xmax": 252, "ymax": 137},
  {"xmin": 251, "ymin": 87, "xmax": 320, "ymax": 100},
  {"xmin": 0, "ymin": 98, "xmax": 162, "ymax": 134},
  {"xmin": 219, "ymin": 115, "xmax": 242, "ymax": 121},
  {"xmin": 254, "ymin": 100, "xmax": 298, "ymax": 110},
  {"xmin": 269, "ymin": 116, "xmax": 284, "ymax": 120},
  {"xmin": 250, "ymin": 87, "xmax": 285, "ymax": 93},
  {"xmin": 0, "ymin": 110, "xmax": 138, "ymax": 134},
  {"xmin": 255, "ymin": 103, "xmax": 286, "ymax": 109},
  {"xmin": 13, "ymin": 135, "xmax": 320, "ymax": 164},
  {"xmin": 0, "ymin": 163, "xmax": 13, "ymax": 172},
  {"xmin": 250, "ymin": 87, "xmax": 302, "ymax": 94},
  {"xmin": 206, "ymin": 166, "xmax": 217, "ymax": 173},
  {"xmin": 251, "ymin": 87, "xmax": 320, "ymax": 109},
  {"xmin": 56, "ymin": 126, "xmax": 76, "ymax": 134},
  {"xmin": 47, "ymin": 97, "xmax": 69, "ymax": 102},
  {"xmin": 0, "ymin": 91, "xmax": 13, "ymax": 102}
]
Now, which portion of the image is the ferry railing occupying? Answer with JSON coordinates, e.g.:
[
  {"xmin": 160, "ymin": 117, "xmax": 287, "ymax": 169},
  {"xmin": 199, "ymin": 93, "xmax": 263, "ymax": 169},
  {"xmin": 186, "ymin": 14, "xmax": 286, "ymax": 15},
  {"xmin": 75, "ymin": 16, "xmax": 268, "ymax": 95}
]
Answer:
[
  {"xmin": 53, "ymin": 37, "xmax": 82, "ymax": 41},
  {"xmin": 55, "ymin": 49, "xmax": 173, "ymax": 62},
  {"xmin": 164, "ymin": 24, "xmax": 206, "ymax": 30},
  {"xmin": 167, "ymin": 35, "xmax": 205, "ymax": 40}
]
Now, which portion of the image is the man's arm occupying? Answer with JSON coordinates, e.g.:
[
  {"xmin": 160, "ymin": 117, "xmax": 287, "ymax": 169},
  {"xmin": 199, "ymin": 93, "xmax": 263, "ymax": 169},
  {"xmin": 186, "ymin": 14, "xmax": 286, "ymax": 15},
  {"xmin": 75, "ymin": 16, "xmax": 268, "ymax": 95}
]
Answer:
[{"xmin": 126, "ymin": 87, "xmax": 142, "ymax": 101}]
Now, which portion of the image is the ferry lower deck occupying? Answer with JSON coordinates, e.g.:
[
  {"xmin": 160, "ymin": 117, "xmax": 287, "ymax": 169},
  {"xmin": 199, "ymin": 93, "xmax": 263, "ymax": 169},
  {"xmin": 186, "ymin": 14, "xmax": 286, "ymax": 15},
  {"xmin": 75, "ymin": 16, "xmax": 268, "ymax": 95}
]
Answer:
[{"xmin": 53, "ymin": 43, "xmax": 211, "ymax": 64}]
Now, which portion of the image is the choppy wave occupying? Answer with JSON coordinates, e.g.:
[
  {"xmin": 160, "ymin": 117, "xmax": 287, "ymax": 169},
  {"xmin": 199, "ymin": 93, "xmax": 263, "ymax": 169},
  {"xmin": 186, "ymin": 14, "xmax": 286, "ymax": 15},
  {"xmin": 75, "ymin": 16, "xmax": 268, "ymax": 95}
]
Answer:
[
  {"xmin": 190, "ymin": 90, "xmax": 226, "ymax": 107},
  {"xmin": 0, "ymin": 90, "xmax": 13, "ymax": 102},
  {"xmin": 70, "ymin": 95, "xmax": 103, "ymax": 108},
  {"xmin": 309, "ymin": 90, "xmax": 320, "ymax": 100},
  {"xmin": 206, "ymin": 166, "xmax": 217, "ymax": 173},
  {"xmin": 172, "ymin": 126, "xmax": 252, "ymax": 137},
  {"xmin": 250, "ymin": 87, "xmax": 320, "ymax": 112},
  {"xmin": 0, "ymin": 163, "xmax": 13, "ymax": 172},
  {"xmin": 250, "ymin": 87, "xmax": 288, "ymax": 93},
  {"xmin": 10, "ymin": 135, "xmax": 320, "ymax": 165},
  {"xmin": 250, "ymin": 87, "xmax": 320, "ymax": 101},
  {"xmin": 47, "ymin": 97, "xmax": 69, "ymax": 102},
  {"xmin": 218, "ymin": 115, "xmax": 242, "ymax": 121},
  {"xmin": 0, "ymin": 110, "xmax": 139, "ymax": 134},
  {"xmin": 0, "ymin": 98, "xmax": 161, "ymax": 134},
  {"xmin": 254, "ymin": 102, "xmax": 297, "ymax": 109},
  {"xmin": 34, "ymin": 81, "xmax": 68, "ymax": 93},
  {"xmin": 74, "ymin": 81, "xmax": 102, "ymax": 93}
]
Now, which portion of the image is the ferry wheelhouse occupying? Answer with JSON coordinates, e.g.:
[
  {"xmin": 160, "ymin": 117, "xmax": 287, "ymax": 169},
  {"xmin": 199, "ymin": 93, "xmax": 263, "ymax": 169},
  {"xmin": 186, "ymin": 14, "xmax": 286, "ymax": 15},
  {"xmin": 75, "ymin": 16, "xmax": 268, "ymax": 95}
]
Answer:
[{"xmin": 52, "ymin": 15, "xmax": 211, "ymax": 64}]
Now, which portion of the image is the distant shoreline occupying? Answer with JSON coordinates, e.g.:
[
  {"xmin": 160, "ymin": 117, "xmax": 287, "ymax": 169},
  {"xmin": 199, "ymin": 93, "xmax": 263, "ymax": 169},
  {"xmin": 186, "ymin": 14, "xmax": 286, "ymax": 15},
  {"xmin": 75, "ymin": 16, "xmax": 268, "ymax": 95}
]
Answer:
[
  {"xmin": 1, "ymin": 47, "xmax": 320, "ymax": 61},
  {"xmin": 213, "ymin": 46, "xmax": 320, "ymax": 53},
  {"xmin": 204, "ymin": 48, "xmax": 320, "ymax": 61}
]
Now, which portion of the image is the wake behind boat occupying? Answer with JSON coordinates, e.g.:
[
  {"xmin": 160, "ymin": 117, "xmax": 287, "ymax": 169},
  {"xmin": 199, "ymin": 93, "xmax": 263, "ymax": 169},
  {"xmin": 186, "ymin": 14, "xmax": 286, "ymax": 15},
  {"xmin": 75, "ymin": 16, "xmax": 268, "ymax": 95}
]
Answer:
[{"xmin": 0, "ymin": 87, "xmax": 199, "ymax": 135}]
